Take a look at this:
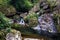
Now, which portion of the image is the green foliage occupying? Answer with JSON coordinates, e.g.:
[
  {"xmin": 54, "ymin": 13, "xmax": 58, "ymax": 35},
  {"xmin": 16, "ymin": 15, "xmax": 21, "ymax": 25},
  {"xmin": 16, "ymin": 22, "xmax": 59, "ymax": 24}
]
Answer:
[
  {"xmin": 47, "ymin": 0, "xmax": 57, "ymax": 6},
  {"xmin": 0, "ymin": 5, "xmax": 7, "ymax": 13},
  {"xmin": 11, "ymin": 24, "xmax": 37, "ymax": 34},
  {"xmin": 11, "ymin": 23, "xmax": 23, "ymax": 28},
  {"xmin": 0, "ymin": 0, "xmax": 16, "ymax": 16},
  {"xmin": 13, "ymin": 15, "xmax": 20, "ymax": 20},
  {"xmin": 24, "ymin": 12, "xmax": 38, "ymax": 20},
  {"xmin": 10, "ymin": 0, "xmax": 39, "ymax": 12},
  {"xmin": 0, "ymin": 29, "xmax": 7, "ymax": 40},
  {"xmin": 0, "ymin": 12, "xmax": 11, "ymax": 29},
  {"xmin": 11, "ymin": 23, "xmax": 28, "ymax": 30},
  {"xmin": 47, "ymin": 0, "xmax": 58, "ymax": 11},
  {"xmin": 10, "ymin": 0, "xmax": 33, "ymax": 12},
  {"xmin": 29, "ymin": 18, "xmax": 38, "ymax": 27},
  {"xmin": 0, "ymin": 0, "xmax": 11, "ymax": 5},
  {"xmin": 24, "ymin": 12, "xmax": 38, "ymax": 27},
  {"xmin": 53, "ymin": 13, "xmax": 60, "ymax": 26},
  {"xmin": 56, "ymin": 25, "xmax": 60, "ymax": 33},
  {"xmin": 53, "ymin": 13, "xmax": 60, "ymax": 18},
  {"xmin": 47, "ymin": 0, "xmax": 56, "ymax": 11},
  {"xmin": 5, "ymin": 5, "xmax": 16, "ymax": 16},
  {"xmin": 40, "ymin": 0, "xmax": 58, "ymax": 13},
  {"xmin": 30, "ymin": 0, "xmax": 39, "ymax": 4}
]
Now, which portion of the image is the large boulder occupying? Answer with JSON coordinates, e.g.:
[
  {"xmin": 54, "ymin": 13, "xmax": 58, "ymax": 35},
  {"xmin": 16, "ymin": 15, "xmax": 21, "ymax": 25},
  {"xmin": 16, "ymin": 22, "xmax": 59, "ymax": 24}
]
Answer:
[{"xmin": 6, "ymin": 29, "xmax": 22, "ymax": 40}]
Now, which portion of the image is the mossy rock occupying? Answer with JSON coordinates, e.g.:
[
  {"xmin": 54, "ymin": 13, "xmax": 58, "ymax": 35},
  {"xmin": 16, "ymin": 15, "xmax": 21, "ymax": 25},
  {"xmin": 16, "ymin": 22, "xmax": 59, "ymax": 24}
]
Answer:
[
  {"xmin": 0, "ymin": 29, "xmax": 7, "ymax": 40},
  {"xmin": 5, "ymin": 6, "xmax": 16, "ymax": 16},
  {"xmin": 11, "ymin": 23, "xmax": 25, "ymax": 28},
  {"xmin": 13, "ymin": 15, "xmax": 20, "ymax": 20},
  {"xmin": 24, "ymin": 17, "xmax": 38, "ymax": 27},
  {"xmin": 24, "ymin": 12, "xmax": 38, "ymax": 27},
  {"xmin": 56, "ymin": 25, "xmax": 60, "ymax": 33},
  {"xmin": 0, "ymin": 29, "xmax": 21, "ymax": 40},
  {"xmin": 0, "ymin": 5, "xmax": 16, "ymax": 16},
  {"xmin": 10, "ymin": 29, "xmax": 21, "ymax": 35},
  {"xmin": 29, "ymin": 17, "xmax": 38, "ymax": 27}
]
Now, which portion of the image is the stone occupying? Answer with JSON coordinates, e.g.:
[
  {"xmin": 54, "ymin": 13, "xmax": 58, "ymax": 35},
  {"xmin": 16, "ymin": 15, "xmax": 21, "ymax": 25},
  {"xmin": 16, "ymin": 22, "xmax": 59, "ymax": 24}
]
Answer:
[
  {"xmin": 24, "ymin": 38, "xmax": 40, "ymax": 40},
  {"xmin": 19, "ymin": 18, "xmax": 25, "ymax": 25},
  {"xmin": 6, "ymin": 30, "xmax": 22, "ymax": 40}
]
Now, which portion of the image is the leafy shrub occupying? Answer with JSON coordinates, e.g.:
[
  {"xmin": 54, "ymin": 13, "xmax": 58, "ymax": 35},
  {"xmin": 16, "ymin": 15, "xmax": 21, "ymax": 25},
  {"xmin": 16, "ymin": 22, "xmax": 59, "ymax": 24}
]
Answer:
[
  {"xmin": 0, "ymin": 12, "xmax": 11, "ymax": 29},
  {"xmin": 24, "ymin": 12, "xmax": 38, "ymax": 27},
  {"xmin": 30, "ymin": 0, "xmax": 39, "ymax": 4},
  {"xmin": 40, "ymin": 0, "xmax": 58, "ymax": 14},
  {"xmin": 47, "ymin": 0, "xmax": 58, "ymax": 11},
  {"xmin": 11, "ymin": 23, "xmax": 25, "ymax": 28},
  {"xmin": 0, "ymin": 29, "xmax": 9, "ymax": 40},
  {"xmin": 0, "ymin": 0, "xmax": 11, "ymax": 5},
  {"xmin": 10, "ymin": 0, "xmax": 33, "ymax": 12},
  {"xmin": 5, "ymin": 6, "xmax": 16, "ymax": 16}
]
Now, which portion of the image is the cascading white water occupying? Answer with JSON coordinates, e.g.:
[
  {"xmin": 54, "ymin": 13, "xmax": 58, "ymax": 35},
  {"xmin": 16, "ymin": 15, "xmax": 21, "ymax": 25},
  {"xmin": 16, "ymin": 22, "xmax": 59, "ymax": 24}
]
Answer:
[{"xmin": 19, "ymin": 18, "xmax": 25, "ymax": 25}]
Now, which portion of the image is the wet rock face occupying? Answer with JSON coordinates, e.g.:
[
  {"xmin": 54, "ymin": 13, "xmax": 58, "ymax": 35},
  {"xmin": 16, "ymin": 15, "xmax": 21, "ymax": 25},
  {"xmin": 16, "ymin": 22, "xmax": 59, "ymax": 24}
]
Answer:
[
  {"xmin": 38, "ymin": 14, "xmax": 57, "ymax": 33},
  {"xmin": 33, "ymin": 14, "xmax": 57, "ymax": 34}
]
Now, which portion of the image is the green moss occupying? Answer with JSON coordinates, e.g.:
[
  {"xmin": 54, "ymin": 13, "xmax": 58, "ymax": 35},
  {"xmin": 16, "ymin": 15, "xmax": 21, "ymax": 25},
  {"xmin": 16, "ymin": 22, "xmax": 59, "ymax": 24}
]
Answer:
[
  {"xmin": 0, "ymin": 29, "xmax": 7, "ymax": 40},
  {"xmin": 56, "ymin": 25, "xmax": 60, "ymax": 33},
  {"xmin": 0, "ymin": 12, "xmax": 11, "ymax": 29},
  {"xmin": 29, "ymin": 17, "xmax": 38, "ymax": 27},
  {"xmin": 11, "ymin": 23, "xmax": 25, "ymax": 28},
  {"xmin": 24, "ymin": 12, "xmax": 38, "ymax": 27},
  {"xmin": 0, "ymin": 5, "xmax": 16, "ymax": 16}
]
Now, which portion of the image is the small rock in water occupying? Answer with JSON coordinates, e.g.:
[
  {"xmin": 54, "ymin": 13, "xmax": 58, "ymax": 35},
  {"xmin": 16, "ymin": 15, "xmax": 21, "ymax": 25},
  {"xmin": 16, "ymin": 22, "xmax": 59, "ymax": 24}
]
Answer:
[{"xmin": 19, "ymin": 18, "xmax": 25, "ymax": 25}]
